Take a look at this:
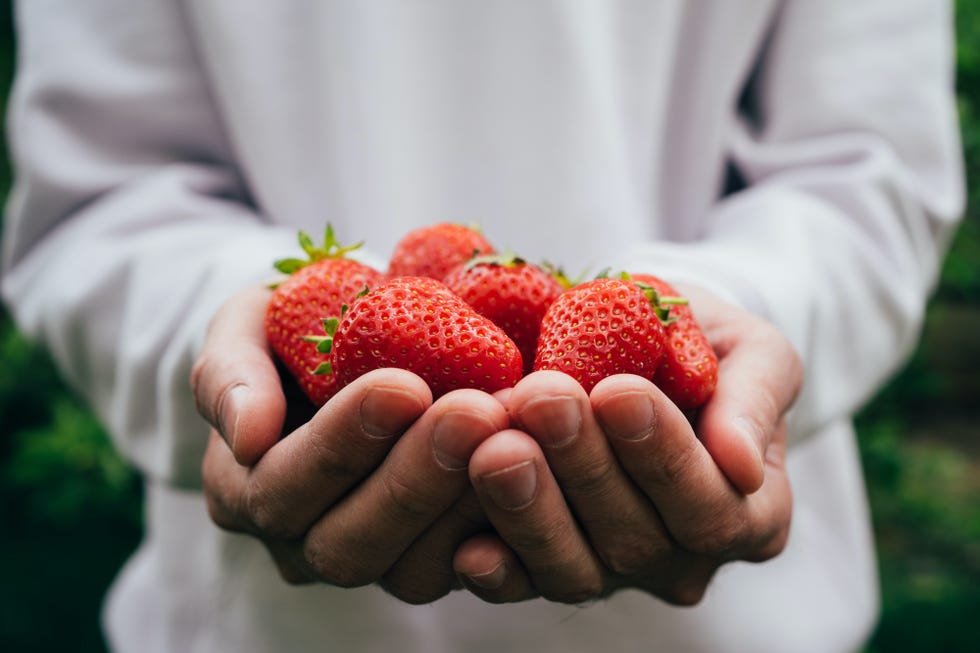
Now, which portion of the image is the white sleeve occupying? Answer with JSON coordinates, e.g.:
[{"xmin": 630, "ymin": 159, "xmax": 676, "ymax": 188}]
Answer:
[
  {"xmin": 619, "ymin": 0, "xmax": 964, "ymax": 443},
  {"xmin": 0, "ymin": 1, "xmax": 296, "ymax": 487}
]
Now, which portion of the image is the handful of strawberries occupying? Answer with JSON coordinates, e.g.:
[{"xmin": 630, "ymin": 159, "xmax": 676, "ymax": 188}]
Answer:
[{"xmin": 265, "ymin": 223, "xmax": 718, "ymax": 411}]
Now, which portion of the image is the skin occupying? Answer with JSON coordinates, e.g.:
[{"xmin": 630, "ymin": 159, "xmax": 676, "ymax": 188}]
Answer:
[{"xmin": 191, "ymin": 283, "xmax": 803, "ymax": 605}]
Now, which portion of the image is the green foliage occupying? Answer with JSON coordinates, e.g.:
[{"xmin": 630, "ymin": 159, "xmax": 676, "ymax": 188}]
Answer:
[
  {"xmin": 859, "ymin": 419, "xmax": 980, "ymax": 652},
  {"xmin": 0, "ymin": 315, "xmax": 133, "ymax": 497},
  {"xmin": 5, "ymin": 396, "xmax": 141, "ymax": 527},
  {"xmin": 857, "ymin": 6, "xmax": 980, "ymax": 649},
  {"xmin": 0, "ymin": 314, "xmax": 142, "ymax": 653},
  {"xmin": 939, "ymin": 0, "xmax": 980, "ymax": 302},
  {"xmin": 0, "ymin": 316, "xmax": 62, "ymax": 441}
]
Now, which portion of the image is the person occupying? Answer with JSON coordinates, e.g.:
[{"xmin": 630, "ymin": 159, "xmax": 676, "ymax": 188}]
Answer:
[{"xmin": 0, "ymin": 1, "xmax": 963, "ymax": 652}]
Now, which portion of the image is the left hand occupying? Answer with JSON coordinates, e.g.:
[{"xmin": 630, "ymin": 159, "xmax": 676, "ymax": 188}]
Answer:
[{"xmin": 452, "ymin": 287, "xmax": 803, "ymax": 604}]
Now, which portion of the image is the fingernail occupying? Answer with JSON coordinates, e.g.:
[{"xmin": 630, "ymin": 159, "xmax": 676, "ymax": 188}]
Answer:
[
  {"xmin": 465, "ymin": 562, "xmax": 507, "ymax": 590},
  {"xmin": 433, "ymin": 411, "xmax": 487, "ymax": 471},
  {"xmin": 519, "ymin": 396, "xmax": 581, "ymax": 448},
  {"xmin": 221, "ymin": 385, "xmax": 250, "ymax": 450},
  {"xmin": 599, "ymin": 391, "xmax": 655, "ymax": 442},
  {"xmin": 360, "ymin": 386, "xmax": 424, "ymax": 439},
  {"xmin": 481, "ymin": 460, "xmax": 537, "ymax": 510},
  {"xmin": 734, "ymin": 415, "xmax": 766, "ymax": 483}
]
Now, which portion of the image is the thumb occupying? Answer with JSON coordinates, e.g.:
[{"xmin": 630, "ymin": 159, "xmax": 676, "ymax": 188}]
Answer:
[
  {"xmin": 694, "ymin": 311, "xmax": 802, "ymax": 494},
  {"xmin": 191, "ymin": 285, "xmax": 287, "ymax": 466}
]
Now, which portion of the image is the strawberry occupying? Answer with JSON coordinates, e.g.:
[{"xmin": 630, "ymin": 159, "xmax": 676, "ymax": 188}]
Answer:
[
  {"xmin": 312, "ymin": 276, "xmax": 523, "ymax": 398},
  {"xmin": 533, "ymin": 277, "xmax": 668, "ymax": 393},
  {"xmin": 443, "ymin": 254, "xmax": 565, "ymax": 374},
  {"xmin": 265, "ymin": 225, "xmax": 387, "ymax": 406},
  {"xmin": 388, "ymin": 223, "xmax": 495, "ymax": 281},
  {"xmin": 630, "ymin": 274, "xmax": 718, "ymax": 410}
]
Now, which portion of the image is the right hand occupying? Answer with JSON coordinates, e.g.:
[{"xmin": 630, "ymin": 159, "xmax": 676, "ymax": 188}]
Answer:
[{"xmin": 190, "ymin": 286, "xmax": 508, "ymax": 602}]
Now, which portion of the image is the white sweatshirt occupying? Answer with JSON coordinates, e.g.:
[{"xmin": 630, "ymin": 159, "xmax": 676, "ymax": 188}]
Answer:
[{"xmin": 1, "ymin": 1, "xmax": 963, "ymax": 652}]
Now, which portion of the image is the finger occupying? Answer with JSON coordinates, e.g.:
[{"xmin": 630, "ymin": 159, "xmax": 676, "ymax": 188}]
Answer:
[
  {"xmin": 380, "ymin": 489, "xmax": 489, "ymax": 604},
  {"xmin": 241, "ymin": 368, "xmax": 432, "ymax": 540},
  {"xmin": 470, "ymin": 429, "xmax": 608, "ymax": 604},
  {"xmin": 593, "ymin": 374, "xmax": 790, "ymax": 560},
  {"xmin": 263, "ymin": 539, "xmax": 316, "ymax": 585},
  {"xmin": 680, "ymin": 286, "xmax": 803, "ymax": 494},
  {"xmin": 491, "ymin": 387, "xmax": 514, "ymax": 411},
  {"xmin": 201, "ymin": 429, "xmax": 253, "ymax": 533},
  {"xmin": 203, "ymin": 387, "xmax": 489, "ymax": 596},
  {"xmin": 741, "ymin": 418, "xmax": 793, "ymax": 562},
  {"xmin": 203, "ymin": 425, "xmax": 396, "ymax": 583},
  {"xmin": 190, "ymin": 286, "xmax": 286, "ymax": 465},
  {"xmin": 508, "ymin": 371, "xmax": 674, "ymax": 579},
  {"xmin": 294, "ymin": 389, "xmax": 509, "ymax": 588},
  {"xmin": 454, "ymin": 533, "xmax": 537, "ymax": 603}
]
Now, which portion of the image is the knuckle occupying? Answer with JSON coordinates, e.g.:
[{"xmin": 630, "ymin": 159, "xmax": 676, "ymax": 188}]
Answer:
[
  {"xmin": 448, "ymin": 490, "xmax": 489, "ymax": 529},
  {"xmin": 503, "ymin": 518, "xmax": 565, "ymax": 558},
  {"xmin": 540, "ymin": 574, "xmax": 605, "ymax": 605},
  {"xmin": 303, "ymin": 541, "xmax": 374, "ymax": 588},
  {"xmin": 655, "ymin": 439, "xmax": 699, "ymax": 489},
  {"xmin": 690, "ymin": 514, "xmax": 748, "ymax": 557},
  {"xmin": 766, "ymin": 527, "xmax": 791, "ymax": 559},
  {"xmin": 204, "ymin": 491, "xmax": 239, "ymax": 531},
  {"xmin": 661, "ymin": 580, "xmax": 708, "ymax": 607},
  {"xmin": 600, "ymin": 536, "xmax": 665, "ymax": 578},
  {"xmin": 244, "ymin": 479, "xmax": 301, "ymax": 540},
  {"xmin": 749, "ymin": 524, "xmax": 791, "ymax": 562},
  {"xmin": 674, "ymin": 501, "xmax": 752, "ymax": 558},
  {"xmin": 380, "ymin": 574, "xmax": 452, "ymax": 605},
  {"xmin": 307, "ymin": 435, "xmax": 361, "ymax": 486},
  {"xmin": 277, "ymin": 569, "xmax": 313, "ymax": 586},
  {"xmin": 201, "ymin": 445, "xmax": 246, "ymax": 532},
  {"xmin": 272, "ymin": 558, "xmax": 313, "ymax": 586},
  {"xmin": 646, "ymin": 553, "xmax": 719, "ymax": 606},
  {"xmin": 379, "ymin": 470, "xmax": 441, "ymax": 524},
  {"xmin": 562, "ymin": 455, "xmax": 619, "ymax": 500}
]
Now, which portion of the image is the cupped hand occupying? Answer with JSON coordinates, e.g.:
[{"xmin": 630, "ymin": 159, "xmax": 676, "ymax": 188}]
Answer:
[
  {"xmin": 191, "ymin": 286, "xmax": 509, "ymax": 603},
  {"xmin": 453, "ymin": 287, "xmax": 803, "ymax": 605}
]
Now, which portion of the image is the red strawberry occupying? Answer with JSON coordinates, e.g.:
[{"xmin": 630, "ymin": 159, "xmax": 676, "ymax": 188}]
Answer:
[
  {"xmin": 533, "ymin": 277, "xmax": 668, "ymax": 393},
  {"xmin": 314, "ymin": 276, "xmax": 523, "ymax": 398},
  {"xmin": 265, "ymin": 225, "xmax": 387, "ymax": 406},
  {"xmin": 388, "ymin": 223, "xmax": 495, "ymax": 281},
  {"xmin": 630, "ymin": 274, "xmax": 718, "ymax": 410},
  {"xmin": 443, "ymin": 254, "xmax": 565, "ymax": 375}
]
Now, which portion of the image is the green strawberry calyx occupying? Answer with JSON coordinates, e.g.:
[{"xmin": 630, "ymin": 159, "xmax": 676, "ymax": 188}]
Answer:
[
  {"xmin": 541, "ymin": 261, "xmax": 587, "ymax": 289},
  {"xmin": 596, "ymin": 270, "xmax": 688, "ymax": 325},
  {"xmin": 274, "ymin": 223, "xmax": 364, "ymax": 275},
  {"xmin": 301, "ymin": 313, "xmax": 343, "ymax": 376},
  {"xmin": 302, "ymin": 314, "xmax": 340, "ymax": 375},
  {"xmin": 638, "ymin": 285, "xmax": 686, "ymax": 324},
  {"xmin": 464, "ymin": 251, "xmax": 526, "ymax": 270},
  {"xmin": 300, "ymin": 286, "xmax": 371, "ymax": 375}
]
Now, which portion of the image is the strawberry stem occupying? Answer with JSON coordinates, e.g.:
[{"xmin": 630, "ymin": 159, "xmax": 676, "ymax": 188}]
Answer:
[
  {"xmin": 542, "ymin": 261, "xmax": 585, "ymax": 289},
  {"xmin": 274, "ymin": 223, "xmax": 364, "ymax": 274},
  {"xmin": 465, "ymin": 251, "xmax": 526, "ymax": 270}
]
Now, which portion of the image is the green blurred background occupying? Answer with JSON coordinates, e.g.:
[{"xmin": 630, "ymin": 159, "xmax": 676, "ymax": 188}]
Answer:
[{"xmin": 0, "ymin": 3, "xmax": 977, "ymax": 652}]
